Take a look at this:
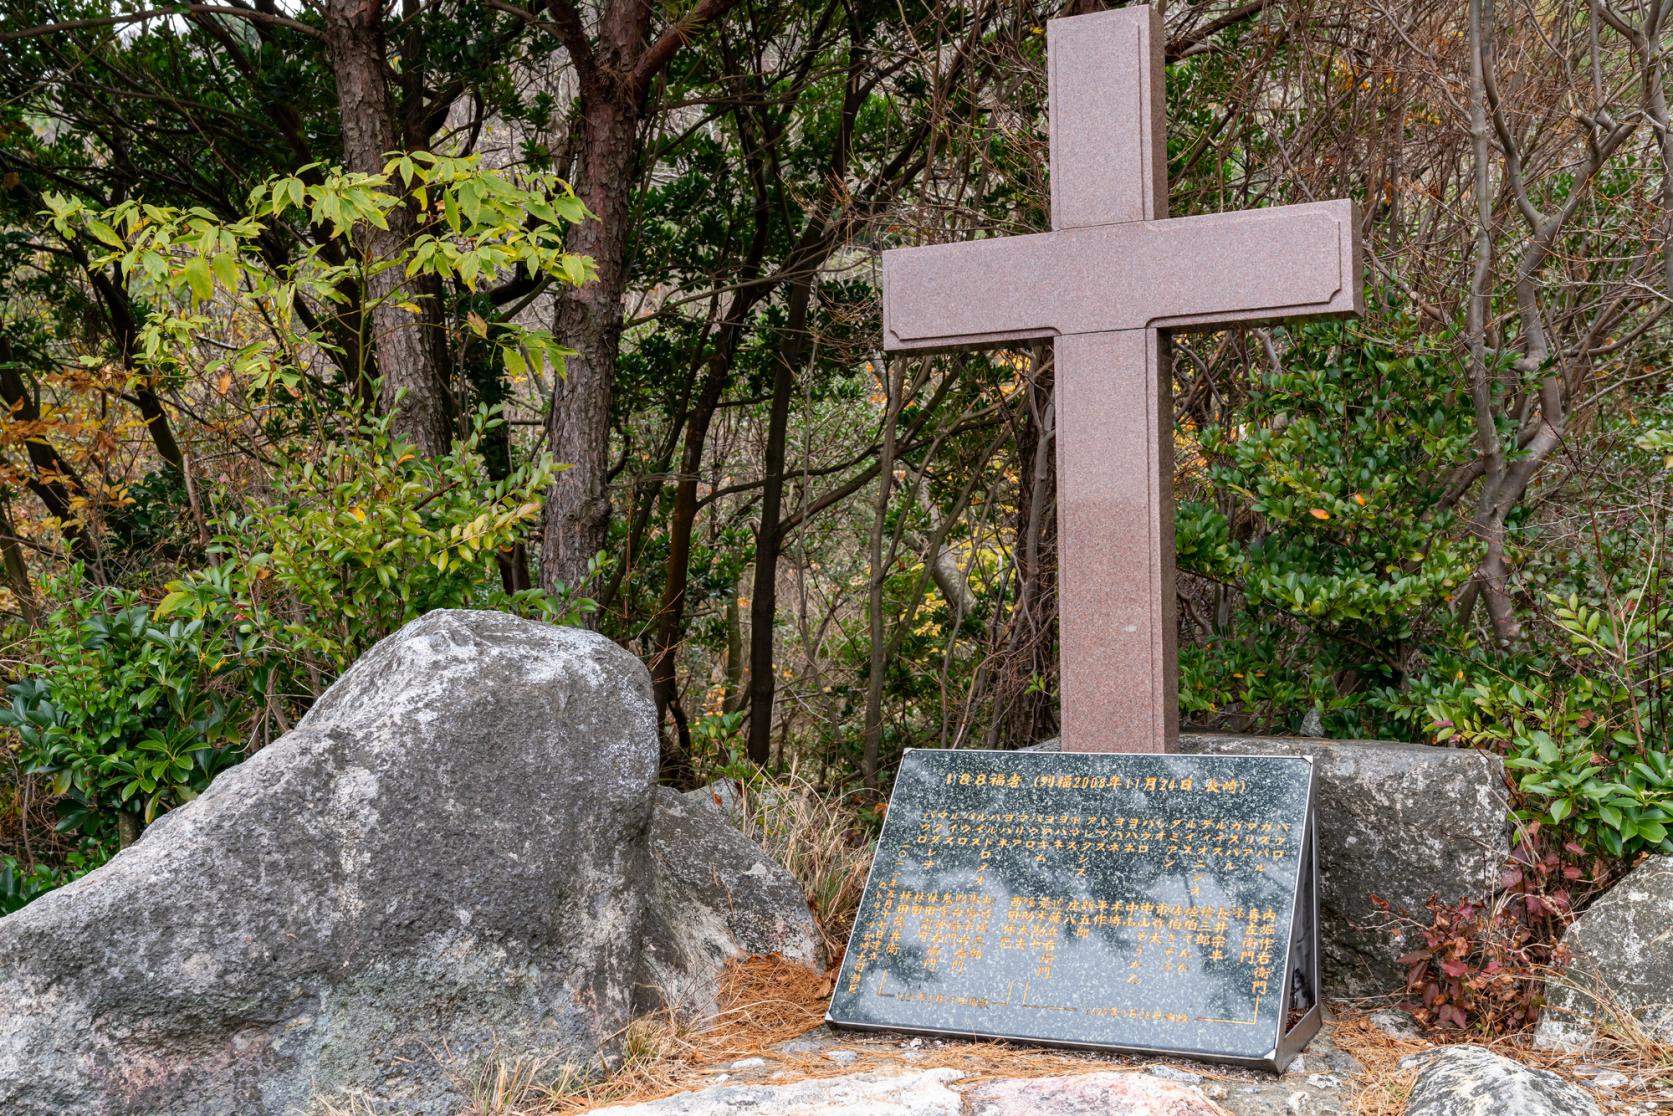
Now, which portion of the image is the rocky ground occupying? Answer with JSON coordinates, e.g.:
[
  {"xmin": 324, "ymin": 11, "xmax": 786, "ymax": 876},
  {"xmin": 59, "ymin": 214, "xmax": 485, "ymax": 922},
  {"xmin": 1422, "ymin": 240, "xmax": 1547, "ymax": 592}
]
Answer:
[{"xmin": 536, "ymin": 959, "xmax": 1673, "ymax": 1116}]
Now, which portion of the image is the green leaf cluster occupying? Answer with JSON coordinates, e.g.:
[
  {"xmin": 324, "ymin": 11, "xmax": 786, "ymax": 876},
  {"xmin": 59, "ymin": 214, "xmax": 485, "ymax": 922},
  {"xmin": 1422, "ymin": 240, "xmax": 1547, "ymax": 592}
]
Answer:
[{"xmin": 0, "ymin": 408, "xmax": 592, "ymax": 882}]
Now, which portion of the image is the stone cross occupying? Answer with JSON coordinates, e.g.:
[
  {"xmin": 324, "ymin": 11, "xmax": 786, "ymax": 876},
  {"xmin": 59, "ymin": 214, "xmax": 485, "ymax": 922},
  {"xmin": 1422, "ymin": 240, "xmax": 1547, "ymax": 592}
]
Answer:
[{"xmin": 882, "ymin": 5, "xmax": 1360, "ymax": 753}]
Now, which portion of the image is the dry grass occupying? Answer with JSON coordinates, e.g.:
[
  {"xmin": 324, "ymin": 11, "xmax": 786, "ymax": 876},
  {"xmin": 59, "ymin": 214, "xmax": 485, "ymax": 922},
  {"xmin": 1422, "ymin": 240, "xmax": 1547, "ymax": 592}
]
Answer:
[{"xmin": 1330, "ymin": 1015, "xmax": 1430, "ymax": 1116}]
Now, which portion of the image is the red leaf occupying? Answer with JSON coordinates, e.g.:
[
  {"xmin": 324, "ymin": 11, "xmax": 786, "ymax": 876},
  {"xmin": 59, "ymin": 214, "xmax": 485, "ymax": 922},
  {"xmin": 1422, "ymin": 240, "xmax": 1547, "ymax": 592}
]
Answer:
[
  {"xmin": 1397, "ymin": 950, "xmax": 1434, "ymax": 965},
  {"xmin": 1441, "ymin": 959, "xmax": 1470, "ymax": 978}
]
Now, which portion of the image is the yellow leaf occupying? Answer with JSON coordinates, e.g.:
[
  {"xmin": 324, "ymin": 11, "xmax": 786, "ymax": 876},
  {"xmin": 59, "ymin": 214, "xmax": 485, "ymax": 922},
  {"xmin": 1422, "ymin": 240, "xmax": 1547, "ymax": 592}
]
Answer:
[
  {"xmin": 1352, "ymin": 493, "xmax": 1366, "ymax": 506},
  {"xmin": 396, "ymin": 301, "xmax": 423, "ymax": 315},
  {"xmin": 349, "ymin": 506, "xmax": 366, "ymax": 523},
  {"xmin": 1309, "ymin": 508, "xmax": 1330, "ymax": 520},
  {"xmin": 156, "ymin": 590, "xmax": 192, "ymax": 618}
]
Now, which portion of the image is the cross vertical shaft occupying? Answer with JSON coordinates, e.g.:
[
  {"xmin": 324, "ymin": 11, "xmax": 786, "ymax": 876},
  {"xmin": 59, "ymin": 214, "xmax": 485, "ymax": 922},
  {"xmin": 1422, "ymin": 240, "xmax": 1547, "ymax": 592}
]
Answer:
[
  {"xmin": 1048, "ymin": 6, "xmax": 1176, "ymax": 752},
  {"xmin": 1054, "ymin": 329, "xmax": 1178, "ymax": 752}
]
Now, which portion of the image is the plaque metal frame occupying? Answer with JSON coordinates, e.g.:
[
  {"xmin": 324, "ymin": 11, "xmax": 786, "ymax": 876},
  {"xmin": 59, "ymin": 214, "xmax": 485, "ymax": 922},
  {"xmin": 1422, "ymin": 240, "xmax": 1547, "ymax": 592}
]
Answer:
[{"xmin": 827, "ymin": 749, "xmax": 1321, "ymax": 1073}]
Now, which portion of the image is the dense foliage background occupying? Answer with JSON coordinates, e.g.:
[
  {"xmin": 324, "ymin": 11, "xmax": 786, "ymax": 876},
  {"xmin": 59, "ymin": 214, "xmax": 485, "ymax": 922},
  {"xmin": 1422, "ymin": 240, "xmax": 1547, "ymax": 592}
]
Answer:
[{"xmin": 0, "ymin": 0, "xmax": 1669, "ymax": 914}]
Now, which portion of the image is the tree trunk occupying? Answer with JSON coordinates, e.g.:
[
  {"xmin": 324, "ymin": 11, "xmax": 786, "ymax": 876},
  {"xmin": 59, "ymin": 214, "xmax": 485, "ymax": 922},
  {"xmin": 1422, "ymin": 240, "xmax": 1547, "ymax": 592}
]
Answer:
[
  {"xmin": 861, "ymin": 358, "xmax": 904, "ymax": 791},
  {"xmin": 543, "ymin": 93, "xmax": 639, "ymax": 591},
  {"xmin": 724, "ymin": 592, "xmax": 746, "ymax": 712},
  {"xmin": 323, "ymin": 0, "xmax": 453, "ymax": 455},
  {"xmin": 647, "ymin": 358, "xmax": 728, "ymax": 773},
  {"xmin": 0, "ymin": 495, "xmax": 37, "ymax": 626},
  {"xmin": 536, "ymin": 0, "xmax": 743, "ymax": 592},
  {"xmin": 745, "ymin": 274, "xmax": 814, "ymax": 765},
  {"xmin": 0, "ymin": 343, "xmax": 95, "ymax": 565}
]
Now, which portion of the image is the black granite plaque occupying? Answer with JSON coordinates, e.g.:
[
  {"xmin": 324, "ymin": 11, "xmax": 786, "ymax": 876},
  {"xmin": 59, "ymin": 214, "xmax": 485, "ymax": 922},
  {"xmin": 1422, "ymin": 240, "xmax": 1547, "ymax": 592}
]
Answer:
[{"xmin": 827, "ymin": 749, "xmax": 1319, "ymax": 1071}]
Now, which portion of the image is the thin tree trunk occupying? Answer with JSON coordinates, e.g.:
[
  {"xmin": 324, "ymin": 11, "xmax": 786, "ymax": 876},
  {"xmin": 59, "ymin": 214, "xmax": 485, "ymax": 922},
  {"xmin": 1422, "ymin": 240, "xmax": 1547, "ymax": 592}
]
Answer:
[
  {"xmin": 0, "ymin": 495, "xmax": 37, "ymax": 626},
  {"xmin": 986, "ymin": 353, "xmax": 1059, "ymax": 748},
  {"xmin": 647, "ymin": 357, "xmax": 728, "ymax": 775},
  {"xmin": 0, "ymin": 343, "xmax": 95, "ymax": 565},
  {"xmin": 724, "ymin": 592, "xmax": 746, "ymax": 712},
  {"xmin": 861, "ymin": 358, "xmax": 904, "ymax": 791},
  {"xmin": 745, "ymin": 273, "xmax": 814, "ymax": 765}
]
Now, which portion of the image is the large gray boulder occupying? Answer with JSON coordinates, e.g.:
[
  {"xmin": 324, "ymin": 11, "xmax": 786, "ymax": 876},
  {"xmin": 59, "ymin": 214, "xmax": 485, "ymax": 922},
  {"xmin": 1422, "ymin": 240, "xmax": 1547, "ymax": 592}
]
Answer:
[
  {"xmin": 1033, "ymin": 734, "xmax": 1509, "ymax": 994},
  {"xmin": 0, "ymin": 610, "xmax": 660, "ymax": 1116},
  {"xmin": 1400, "ymin": 1045, "xmax": 1601, "ymax": 1116},
  {"xmin": 1535, "ymin": 855, "xmax": 1673, "ymax": 1051},
  {"xmin": 637, "ymin": 785, "xmax": 826, "ymax": 1020}
]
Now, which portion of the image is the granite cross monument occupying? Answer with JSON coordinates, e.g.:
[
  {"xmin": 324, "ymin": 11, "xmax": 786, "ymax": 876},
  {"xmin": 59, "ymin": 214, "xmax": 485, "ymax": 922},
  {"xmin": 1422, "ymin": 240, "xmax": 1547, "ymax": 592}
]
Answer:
[{"xmin": 881, "ymin": 4, "xmax": 1362, "ymax": 753}]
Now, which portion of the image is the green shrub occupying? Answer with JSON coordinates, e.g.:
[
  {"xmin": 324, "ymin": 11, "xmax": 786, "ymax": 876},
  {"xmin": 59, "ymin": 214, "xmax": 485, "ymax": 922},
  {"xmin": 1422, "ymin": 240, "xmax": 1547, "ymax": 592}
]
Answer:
[
  {"xmin": 158, "ymin": 408, "xmax": 584, "ymax": 672},
  {"xmin": 1426, "ymin": 589, "xmax": 1673, "ymax": 859},
  {"xmin": 0, "ymin": 579, "xmax": 245, "ymax": 846},
  {"xmin": 1, "ymin": 854, "xmax": 72, "ymax": 915},
  {"xmin": 0, "ymin": 409, "xmax": 596, "ymax": 894},
  {"xmin": 1178, "ymin": 304, "xmax": 1479, "ymax": 737}
]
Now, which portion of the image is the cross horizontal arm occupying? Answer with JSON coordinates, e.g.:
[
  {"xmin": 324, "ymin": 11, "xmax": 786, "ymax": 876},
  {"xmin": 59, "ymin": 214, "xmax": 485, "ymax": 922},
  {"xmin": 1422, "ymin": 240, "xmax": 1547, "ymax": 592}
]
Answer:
[{"xmin": 882, "ymin": 200, "xmax": 1360, "ymax": 353}]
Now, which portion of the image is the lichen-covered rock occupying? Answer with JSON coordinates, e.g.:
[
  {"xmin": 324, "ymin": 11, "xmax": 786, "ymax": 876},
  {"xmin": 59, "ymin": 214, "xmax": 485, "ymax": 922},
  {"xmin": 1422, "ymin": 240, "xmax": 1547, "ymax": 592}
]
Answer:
[
  {"xmin": 1534, "ymin": 855, "xmax": 1673, "ymax": 1051},
  {"xmin": 964, "ymin": 1072, "xmax": 1230, "ymax": 1115},
  {"xmin": 587, "ymin": 1067, "xmax": 968, "ymax": 1115},
  {"xmin": 637, "ymin": 785, "xmax": 826, "ymax": 1019},
  {"xmin": 0, "ymin": 609, "xmax": 659, "ymax": 1116},
  {"xmin": 1031, "ymin": 734, "xmax": 1509, "ymax": 995},
  {"xmin": 1400, "ymin": 1045, "xmax": 1601, "ymax": 1116}
]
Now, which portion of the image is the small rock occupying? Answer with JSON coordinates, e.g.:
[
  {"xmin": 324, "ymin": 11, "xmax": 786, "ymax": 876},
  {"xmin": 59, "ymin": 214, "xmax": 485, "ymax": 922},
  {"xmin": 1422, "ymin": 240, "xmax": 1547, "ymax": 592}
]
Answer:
[
  {"xmin": 1148, "ymin": 1064, "xmax": 1204, "ymax": 1085},
  {"xmin": 963, "ymin": 1072, "xmax": 1229, "ymax": 1115},
  {"xmin": 825, "ymin": 1049, "xmax": 858, "ymax": 1066},
  {"xmin": 1369, "ymin": 1010, "xmax": 1424, "ymax": 1040},
  {"xmin": 1224, "ymin": 1077, "xmax": 1349, "ymax": 1116},
  {"xmin": 730, "ymin": 1057, "xmax": 766, "ymax": 1070},
  {"xmin": 1573, "ymin": 1066, "xmax": 1630, "ymax": 1091},
  {"xmin": 587, "ymin": 1067, "xmax": 967, "ymax": 1115},
  {"xmin": 1535, "ymin": 856, "xmax": 1673, "ymax": 1051},
  {"xmin": 1284, "ymin": 1054, "xmax": 1307, "ymax": 1075},
  {"xmin": 1306, "ymin": 1074, "xmax": 1342, "ymax": 1090},
  {"xmin": 775, "ymin": 1027, "xmax": 837, "ymax": 1055},
  {"xmin": 1401, "ymin": 1045, "xmax": 1603, "ymax": 1116}
]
